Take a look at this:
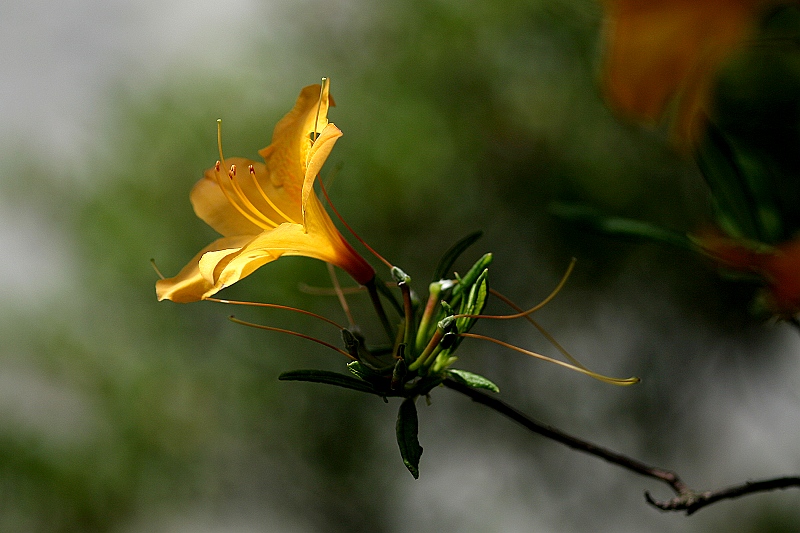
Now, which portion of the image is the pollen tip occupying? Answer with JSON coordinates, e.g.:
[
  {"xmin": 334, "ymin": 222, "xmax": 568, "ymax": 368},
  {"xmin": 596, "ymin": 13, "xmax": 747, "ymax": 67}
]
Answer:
[{"xmin": 215, "ymin": 161, "xmax": 221, "ymax": 171}]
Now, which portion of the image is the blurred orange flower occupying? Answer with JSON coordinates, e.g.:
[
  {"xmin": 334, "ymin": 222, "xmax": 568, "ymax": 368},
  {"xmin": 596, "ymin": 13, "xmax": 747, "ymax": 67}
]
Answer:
[
  {"xmin": 693, "ymin": 232, "xmax": 800, "ymax": 317},
  {"xmin": 600, "ymin": 0, "xmax": 793, "ymax": 145},
  {"xmin": 156, "ymin": 80, "xmax": 375, "ymax": 303}
]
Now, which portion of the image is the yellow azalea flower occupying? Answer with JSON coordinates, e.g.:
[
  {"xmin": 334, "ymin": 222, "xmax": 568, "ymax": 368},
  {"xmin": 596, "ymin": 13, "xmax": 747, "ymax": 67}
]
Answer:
[
  {"xmin": 600, "ymin": 0, "xmax": 794, "ymax": 145},
  {"xmin": 693, "ymin": 231, "xmax": 800, "ymax": 317},
  {"xmin": 156, "ymin": 80, "xmax": 375, "ymax": 303}
]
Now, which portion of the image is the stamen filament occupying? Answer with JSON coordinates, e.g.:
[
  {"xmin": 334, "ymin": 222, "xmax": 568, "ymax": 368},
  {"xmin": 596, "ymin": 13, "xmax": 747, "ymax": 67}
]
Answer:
[
  {"xmin": 490, "ymin": 288, "xmax": 590, "ymax": 371},
  {"xmin": 150, "ymin": 259, "xmax": 165, "ymax": 280},
  {"xmin": 217, "ymin": 119, "xmax": 226, "ymax": 167},
  {"xmin": 298, "ymin": 283, "xmax": 365, "ymax": 296},
  {"xmin": 229, "ymin": 316, "xmax": 355, "ymax": 360},
  {"xmin": 318, "ymin": 177, "xmax": 394, "ymax": 269},
  {"xmin": 228, "ymin": 165, "xmax": 280, "ymax": 228},
  {"xmin": 212, "ymin": 162, "xmax": 270, "ymax": 230},
  {"xmin": 459, "ymin": 332, "xmax": 639, "ymax": 385},
  {"xmin": 327, "ymin": 262, "xmax": 356, "ymax": 328},
  {"xmin": 311, "ymin": 77, "xmax": 328, "ymax": 145},
  {"xmin": 248, "ymin": 165, "xmax": 298, "ymax": 224},
  {"xmin": 205, "ymin": 297, "xmax": 344, "ymax": 329},
  {"xmin": 453, "ymin": 258, "xmax": 576, "ymax": 321},
  {"xmin": 215, "ymin": 119, "xmax": 283, "ymax": 229}
]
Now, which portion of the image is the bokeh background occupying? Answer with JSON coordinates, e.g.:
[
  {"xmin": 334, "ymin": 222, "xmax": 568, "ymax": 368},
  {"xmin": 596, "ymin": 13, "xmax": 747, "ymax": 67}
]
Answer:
[{"xmin": 2, "ymin": 0, "xmax": 800, "ymax": 531}]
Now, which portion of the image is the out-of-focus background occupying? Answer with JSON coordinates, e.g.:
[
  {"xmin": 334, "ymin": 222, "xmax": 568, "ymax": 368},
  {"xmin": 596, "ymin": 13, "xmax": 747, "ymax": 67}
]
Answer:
[{"xmin": 2, "ymin": 0, "xmax": 799, "ymax": 531}]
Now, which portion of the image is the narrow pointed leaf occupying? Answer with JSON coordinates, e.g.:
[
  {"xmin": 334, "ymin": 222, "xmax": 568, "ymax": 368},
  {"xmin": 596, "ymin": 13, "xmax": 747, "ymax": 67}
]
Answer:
[
  {"xmin": 279, "ymin": 370, "xmax": 380, "ymax": 395},
  {"xmin": 457, "ymin": 269, "xmax": 488, "ymax": 333},
  {"xmin": 396, "ymin": 397, "xmax": 423, "ymax": 479},
  {"xmin": 697, "ymin": 124, "xmax": 768, "ymax": 241},
  {"xmin": 433, "ymin": 231, "xmax": 483, "ymax": 281},
  {"xmin": 702, "ymin": 125, "xmax": 785, "ymax": 243},
  {"xmin": 446, "ymin": 369, "xmax": 500, "ymax": 393},
  {"xmin": 550, "ymin": 203, "xmax": 692, "ymax": 250},
  {"xmin": 450, "ymin": 253, "xmax": 493, "ymax": 302}
]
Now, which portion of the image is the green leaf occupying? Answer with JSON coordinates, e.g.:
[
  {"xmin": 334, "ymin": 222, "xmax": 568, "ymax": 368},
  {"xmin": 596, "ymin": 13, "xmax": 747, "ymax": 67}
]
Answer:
[
  {"xmin": 396, "ymin": 397, "xmax": 423, "ymax": 479},
  {"xmin": 433, "ymin": 230, "xmax": 483, "ymax": 281},
  {"xmin": 279, "ymin": 370, "xmax": 380, "ymax": 395},
  {"xmin": 456, "ymin": 268, "xmax": 488, "ymax": 333},
  {"xmin": 550, "ymin": 203, "xmax": 692, "ymax": 250},
  {"xmin": 450, "ymin": 253, "xmax": 493, "ymax": 302},
  {"xmin": 697, "ymin": 124, "xmax": 771, "ymax": 241},
  {"xmin": 446, "ymin": 369, "xmax": 499, "ymax": 393}
]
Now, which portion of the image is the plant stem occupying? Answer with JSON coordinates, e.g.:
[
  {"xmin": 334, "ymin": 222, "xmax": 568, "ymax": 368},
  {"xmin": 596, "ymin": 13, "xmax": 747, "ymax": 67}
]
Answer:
[
  {"xmin": 366, "ymin": 278, "xmax": 396, "ymax": 344},
  {"xmin": 442, "ymin": 377, "xmax": 800, "ymax": 514}
]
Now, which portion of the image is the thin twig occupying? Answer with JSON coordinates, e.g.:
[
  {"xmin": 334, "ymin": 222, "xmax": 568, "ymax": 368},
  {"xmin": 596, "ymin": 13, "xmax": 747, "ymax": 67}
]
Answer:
[
  {"xmin": 442, "ymin": 378, "xmax": 800, "ymax": 515},
  {"xmin": 645, "ymin": 477, "xmax": 800, "ymax": 515}
]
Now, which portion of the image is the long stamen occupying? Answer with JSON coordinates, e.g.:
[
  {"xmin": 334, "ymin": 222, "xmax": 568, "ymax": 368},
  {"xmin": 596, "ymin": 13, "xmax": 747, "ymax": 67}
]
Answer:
[
  {"xmin": 205, "ymin": 297, "xmax": 344, "ymax": 329},
  {"xmin": 227, "ymin": 165, "xmax": 280, "ymax": 228},
  {"xmin": 216, "ymin": 119, "xmax": 283, "ymax": 229},
  {"xmin": 229, "ymin": 316, "xmax": 355, "ymax": 360},
  {"xmin": 150, "ymin": 258, "xmax": 165, "ymax": 280},
  {"xmin": 459, "ymin": 332, "xmax": 639, "ymax": 385},
  {"xmin": 248, "ymin": 165, "xmax": 298, "ymax": 224},
  {"xmin": 212, "ymin": 162, "xmax": 270, "ymax": 230},
  {"xmin": 298, "ymin": 283, "xmax": 365, "ymax": 296},
  {"xmin": 215, "ymin": 120, "xmax": 271, "ymax": 229},
  {"xmin": 217, "ymin": 119, "xmax": 226, "ymax": 167},
  {"xmin": 312, "ymin": 77, "xmax": 328, "ymax": 144},
  {"xmin": 318, "ymin": 176, "xmax": 394, "ymax": 269},
  {"xmin": 454, "ymin": 258, "xmax": 576, "ymax": 321},
  {"xmin": 327, "ymin": 263, "xmax": 356, "ymax": 327},
  {"xmin": 304, "ymin": 77, "xmax": 328, "ymax": 171},
  {"xmin": 489, "ymin": 289, "xmax": 589, "ymax": 371}
]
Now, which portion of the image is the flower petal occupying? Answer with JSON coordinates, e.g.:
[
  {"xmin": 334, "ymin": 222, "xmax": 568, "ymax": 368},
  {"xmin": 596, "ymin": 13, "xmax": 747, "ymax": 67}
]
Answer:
[
  {"xmin": 601, "ymin": 0, "xmax": 765, "ymax": 144},
  {"xmin": 302, "ymin": 123, "xmax": 343, "ymax": 226},
  {"xmin": 258, "ymin": 82, "xmax": 332, "ymax": 199},
  {"xmin": 214, "ymin": 217, "xmax": 374, "ymax": 290},
  {"xmin": 155, "ymin": 235, "xmax": 254, "ymax": 302}
]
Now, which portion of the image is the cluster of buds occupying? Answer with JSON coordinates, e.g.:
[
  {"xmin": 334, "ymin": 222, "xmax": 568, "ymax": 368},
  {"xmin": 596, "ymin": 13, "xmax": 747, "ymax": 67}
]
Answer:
[{"xmin": 297, "ymin": 248, "xmax": 493, "ymax": 399}]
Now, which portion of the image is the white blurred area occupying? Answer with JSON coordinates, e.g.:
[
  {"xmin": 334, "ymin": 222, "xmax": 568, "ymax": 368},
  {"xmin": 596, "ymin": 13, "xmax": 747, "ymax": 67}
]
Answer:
[{"xmin": 0, "ymin": 0, "xmax": 264, "ymax": 161}]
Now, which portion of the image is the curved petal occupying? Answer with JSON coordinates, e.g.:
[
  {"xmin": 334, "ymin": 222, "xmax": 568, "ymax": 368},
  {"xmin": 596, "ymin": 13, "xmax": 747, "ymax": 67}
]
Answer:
[
  {"xmin": 258, "ymin": 82, "xmax": 332, "ymax": 198},
  {"xmin": 214, "ymin": 216, "xmax": 374, "ymax": 290},
  {"xmin": 155, "ymin": 235, "xmax": 254, "ymax": 302},
  {"xmin": 302, "ymin": 123, "xmax": 343, "ymax": 226}
]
